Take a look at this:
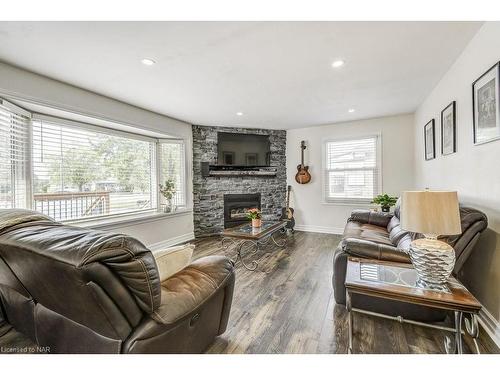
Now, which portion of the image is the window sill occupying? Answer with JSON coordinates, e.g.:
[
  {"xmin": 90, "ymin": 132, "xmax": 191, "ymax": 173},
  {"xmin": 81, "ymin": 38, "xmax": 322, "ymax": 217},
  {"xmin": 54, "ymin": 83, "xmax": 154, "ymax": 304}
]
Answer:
[
  {"xmin": 66, "ymin": 209, "xmax": 193, "ymax": 230},
  {"xmin": 322, "ymin": 201, "xmax": 374, "ymax": 207}
]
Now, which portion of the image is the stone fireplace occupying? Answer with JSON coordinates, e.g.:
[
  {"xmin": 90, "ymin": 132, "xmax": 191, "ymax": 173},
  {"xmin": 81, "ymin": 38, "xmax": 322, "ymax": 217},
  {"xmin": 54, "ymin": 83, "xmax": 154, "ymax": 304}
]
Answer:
[
  {"xmin": 192, "ymin": 125, "xmax": 286, "ymax": 237},
  {"xmin": 224, "ymin": 193, "xmax": 261, "ymax": 228}
]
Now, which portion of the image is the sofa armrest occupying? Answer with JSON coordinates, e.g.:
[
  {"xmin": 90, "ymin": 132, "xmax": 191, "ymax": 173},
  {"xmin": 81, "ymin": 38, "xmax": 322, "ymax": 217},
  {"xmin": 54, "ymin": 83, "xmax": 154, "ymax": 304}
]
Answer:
[
  {"xmin": 348, "ymin": 209, "xmax": 393, "ymax": 227},
  {"xmin": 341, "ymin": 237, "xmax": 411, "ymax": 264},
  {"xmin": 151, "ymin": 255, "xmax": 235, "ymax": 325}
]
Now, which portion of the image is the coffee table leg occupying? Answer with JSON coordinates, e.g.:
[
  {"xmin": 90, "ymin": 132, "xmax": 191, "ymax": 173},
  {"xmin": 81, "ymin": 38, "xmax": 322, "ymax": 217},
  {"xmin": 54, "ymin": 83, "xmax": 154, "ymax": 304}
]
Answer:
[
  {"xmin": 346, "ymin": 290, "xmax": 353, "ymax": 354},
  {"xmin": 455, "ymin": 311, "xmax": 463, "ymax": 354},
  {"xmin": 271, "ymin": 230, "xmax": 287, "ymax": 247},
  {"xmin": 237, "ymin": 240, "xmax": 259, "ymax": 271}
]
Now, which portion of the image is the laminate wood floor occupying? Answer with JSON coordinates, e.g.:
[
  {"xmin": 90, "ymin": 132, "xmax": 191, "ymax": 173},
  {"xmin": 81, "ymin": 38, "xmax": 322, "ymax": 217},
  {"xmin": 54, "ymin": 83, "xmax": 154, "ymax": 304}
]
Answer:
[{"xmin": 194, "ymin": 231, "xmax": 498, "ymax": 354}]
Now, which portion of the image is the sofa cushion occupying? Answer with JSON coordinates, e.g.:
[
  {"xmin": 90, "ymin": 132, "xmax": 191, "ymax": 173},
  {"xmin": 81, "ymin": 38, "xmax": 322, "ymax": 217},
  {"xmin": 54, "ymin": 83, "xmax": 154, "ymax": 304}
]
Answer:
[
  {"xmin": 152, "ymin": 256, "xmax": 234, "ymax": 325},
  {"xmin": 343, "ymin": 221, "xmax": 393, "ymax": 246},
  {"xmin": 386, "ymin": 216, "xmax": 400, "ymax": 233},
  {"xmin": 389, "ymin": 224, "xmax": 410, "ymax": 245},
  {"xmin": 152, "ymin": 243, "xmax": 195, "ymax": 283},
  {"xmin": 393, "ymin": 198, "xmax": 402, "ymax": 219}
]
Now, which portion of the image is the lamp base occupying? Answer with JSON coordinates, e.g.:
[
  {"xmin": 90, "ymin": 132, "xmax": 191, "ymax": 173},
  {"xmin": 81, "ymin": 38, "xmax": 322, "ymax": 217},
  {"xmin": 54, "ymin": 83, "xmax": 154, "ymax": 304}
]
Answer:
[
  {"xmin": 415, "ymin": 277, "xmax": 450, "ymax": 292},
  {"xmin": 409, "ymin": 237, "xmax": 455, "ymax": 290}
]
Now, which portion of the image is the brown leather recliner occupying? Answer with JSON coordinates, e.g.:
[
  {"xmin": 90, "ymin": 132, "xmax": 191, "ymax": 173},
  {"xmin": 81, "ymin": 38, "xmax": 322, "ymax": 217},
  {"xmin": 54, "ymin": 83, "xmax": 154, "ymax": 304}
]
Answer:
[
  {"xmin": 333, "ymin": 202, "xmax": 488, "ymax": 321},
  {"xmin": 0, "ymin": 209, "xmax": 235, "ymax": 353}
]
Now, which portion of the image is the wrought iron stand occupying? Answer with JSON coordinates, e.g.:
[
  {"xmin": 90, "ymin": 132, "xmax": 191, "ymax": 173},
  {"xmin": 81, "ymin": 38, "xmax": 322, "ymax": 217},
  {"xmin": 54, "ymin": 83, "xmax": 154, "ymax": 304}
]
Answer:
[{"xmin": 221, "ymin": 229, "xmax": 287, "ymax": 271}]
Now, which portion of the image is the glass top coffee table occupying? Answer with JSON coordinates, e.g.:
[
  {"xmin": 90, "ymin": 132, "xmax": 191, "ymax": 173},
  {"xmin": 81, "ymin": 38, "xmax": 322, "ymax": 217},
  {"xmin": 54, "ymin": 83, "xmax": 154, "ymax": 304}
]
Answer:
[
  {"xmin": 345, "ymin": 257, "xmax": 482, "ymax": 354},
  {"xmin": 221, "ymin": 221, "xmax": 288, "ymax": 271}
]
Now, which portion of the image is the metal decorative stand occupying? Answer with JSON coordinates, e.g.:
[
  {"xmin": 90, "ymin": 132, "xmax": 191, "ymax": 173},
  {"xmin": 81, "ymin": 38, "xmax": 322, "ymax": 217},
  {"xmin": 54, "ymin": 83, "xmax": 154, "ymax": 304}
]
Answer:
[{"xmin": 221, "ymin": 229, "xmax": 287, "ymax": 271}]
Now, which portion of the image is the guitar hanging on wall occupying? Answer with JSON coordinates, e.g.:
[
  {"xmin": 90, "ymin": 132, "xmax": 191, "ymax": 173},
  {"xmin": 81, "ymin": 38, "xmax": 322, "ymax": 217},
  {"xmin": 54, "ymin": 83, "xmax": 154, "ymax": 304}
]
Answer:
[{"xmin": 295, "ymin": 140, "xmax": 311, "ymax": 184}]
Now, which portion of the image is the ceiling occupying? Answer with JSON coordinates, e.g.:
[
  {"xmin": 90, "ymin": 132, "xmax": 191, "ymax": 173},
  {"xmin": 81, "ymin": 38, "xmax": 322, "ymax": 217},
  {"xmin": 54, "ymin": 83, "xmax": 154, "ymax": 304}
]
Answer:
[{"xmin": 0, "ymin": 22, "xmax": 482, "ymax": 129}]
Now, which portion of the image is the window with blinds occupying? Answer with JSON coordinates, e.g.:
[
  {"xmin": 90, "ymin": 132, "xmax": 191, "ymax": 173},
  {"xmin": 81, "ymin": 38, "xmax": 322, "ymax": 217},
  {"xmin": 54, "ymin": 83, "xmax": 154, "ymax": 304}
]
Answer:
[
  {"xmin": 159, "ymin": 140, "xmax": 186, "ymax": 209},
  {"xmin": 324, "ymin": 135, "xmax": 381, "ymax": 204},
  {"xmin": 0, "ymin": 100, "xmax": 30, "ymax": 209},
  {"xmin": 31, "ymin": 117, "xmax": 157, "ymax": 221}
]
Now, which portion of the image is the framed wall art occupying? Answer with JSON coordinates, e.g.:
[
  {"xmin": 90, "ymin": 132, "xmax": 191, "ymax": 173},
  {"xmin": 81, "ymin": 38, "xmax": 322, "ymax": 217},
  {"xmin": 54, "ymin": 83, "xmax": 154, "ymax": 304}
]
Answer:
[
  {"xmin": 441, "ymin": 101, "xmax": 456, "ymax": 155},
  {"xmin": 473, "ymin": 62, "xmax": 500, "ymax": 145},
  {"xmin": 424, "ymin": 119, "xmax": 436, "ymax": 160}
]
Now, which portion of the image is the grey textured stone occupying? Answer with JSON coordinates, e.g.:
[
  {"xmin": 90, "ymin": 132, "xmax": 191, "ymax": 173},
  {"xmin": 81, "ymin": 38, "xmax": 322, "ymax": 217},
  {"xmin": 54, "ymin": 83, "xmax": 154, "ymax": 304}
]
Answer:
[{"xmin": 192, "ymin": 125, "xmax": 287, "ymax": 237}]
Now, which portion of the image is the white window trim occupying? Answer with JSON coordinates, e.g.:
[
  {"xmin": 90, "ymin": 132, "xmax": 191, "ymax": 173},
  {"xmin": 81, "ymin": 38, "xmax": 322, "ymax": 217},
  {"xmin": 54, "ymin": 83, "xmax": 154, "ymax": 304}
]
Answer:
[
  {"xmin": 1, "ymin": 97, "xmax": 190, "ymax": 225},
  {"xmin": 66, "ymin": 207, "xmax": 193, "ymax": 230},
  {"xmin": 322, "ymin": 134, "xmax": 383, "ymax": 205},
  {"xmin": 158, "ymin": 138, "xmax": 188, "ymax": 209},
  {"xmin": 32, "ymin": 113, "xmax": 157, "ymax": 143}
]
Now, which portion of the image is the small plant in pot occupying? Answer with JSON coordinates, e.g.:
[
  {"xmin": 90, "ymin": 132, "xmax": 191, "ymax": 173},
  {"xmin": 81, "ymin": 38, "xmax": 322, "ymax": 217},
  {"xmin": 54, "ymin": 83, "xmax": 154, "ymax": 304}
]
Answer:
[
  {"xmin": 371, "ymin": 194, "xmax": 398, "ymax": 213},
  {"xmin": 246, "ymin": 208, "xmax": 262, "ymax": 228},
  {"xmin": 159, "ymin": 179, "xmax": 176, "ymax": 213}
]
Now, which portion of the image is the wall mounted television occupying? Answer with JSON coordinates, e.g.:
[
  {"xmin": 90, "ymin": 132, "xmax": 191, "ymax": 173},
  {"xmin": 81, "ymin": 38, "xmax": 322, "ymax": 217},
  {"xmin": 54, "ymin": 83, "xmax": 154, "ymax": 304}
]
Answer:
[{"xmin": 217, "ymin": 132, "xmax": 271, "ymax": 167}]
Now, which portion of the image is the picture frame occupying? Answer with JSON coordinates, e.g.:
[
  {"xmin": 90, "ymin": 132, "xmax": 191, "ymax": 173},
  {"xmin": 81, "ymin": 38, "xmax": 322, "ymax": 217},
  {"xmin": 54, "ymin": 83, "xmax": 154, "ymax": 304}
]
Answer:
[
  {"xmin": 424, "ymin": 119, "xmax": 435, "ymax": 160},
  {"xmin": 222, "ymin": 151, "xmax": 235, "ymax": 165},
  {"xmin": 472, "ymin": 61, "xmax": 500, "ymax": 145},
  {"xmin": 441, "ymin": 101, "xmax": 456, "ymax": 155},
  {"xmin": 245, "ymin": 153, "xmax": 258, "ymax": 166}
]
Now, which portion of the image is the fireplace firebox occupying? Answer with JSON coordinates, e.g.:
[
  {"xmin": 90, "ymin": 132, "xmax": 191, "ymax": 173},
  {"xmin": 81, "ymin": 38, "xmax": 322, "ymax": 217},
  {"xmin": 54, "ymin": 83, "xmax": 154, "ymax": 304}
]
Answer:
[{"xmin": 223, "ymin": 193, "xmax": 261, "ymax": 228}]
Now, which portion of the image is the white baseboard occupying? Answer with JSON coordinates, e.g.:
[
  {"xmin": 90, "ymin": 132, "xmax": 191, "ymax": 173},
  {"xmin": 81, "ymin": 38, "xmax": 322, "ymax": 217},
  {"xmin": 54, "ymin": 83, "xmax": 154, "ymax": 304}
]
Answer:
[
  {"xmin": 478, "ymin": 307, "xmax": 500, "ymax": 349},
  {"xmin": 294, "ymin": 225, "xmax": 343, "ymax": 235},
  {"xmin": 148, "ymin": 231, "xmax": 195, "ymax": 251}
]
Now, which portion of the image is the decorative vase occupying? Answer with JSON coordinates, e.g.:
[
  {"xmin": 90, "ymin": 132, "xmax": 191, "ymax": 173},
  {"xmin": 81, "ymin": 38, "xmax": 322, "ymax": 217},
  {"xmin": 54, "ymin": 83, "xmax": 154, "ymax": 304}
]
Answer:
[
  {"xmin": 252, "ymin": 218, "xmax": 262, "ymax": 228},
  {"xmin": 381, "ymin": 205, "xmax": 390, "ymax": 212},
  {"xmin": 409, "ymin": 237, "xmax": 455, "ymax": 290},
  {"xmin": 163, "ymin": 199, "xmax": 173, "ymax": 213}
]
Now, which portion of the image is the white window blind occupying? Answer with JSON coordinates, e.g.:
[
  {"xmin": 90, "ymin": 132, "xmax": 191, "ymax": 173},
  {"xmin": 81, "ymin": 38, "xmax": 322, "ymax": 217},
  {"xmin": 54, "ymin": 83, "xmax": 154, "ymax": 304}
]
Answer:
[
  {"xmin": 31, "ymin": 118, "xmax": 157, "ymax": 221},
  {"xmin": 324, "ymin": 135, "xmax": 381, "ymax": 204},
  {"xmin": 0, "ymin": 100, "xmax": 30, "ymax": 209},
  {"xmin": 159, "ymin": 140, "xmax": 186, "ymax": 209}
]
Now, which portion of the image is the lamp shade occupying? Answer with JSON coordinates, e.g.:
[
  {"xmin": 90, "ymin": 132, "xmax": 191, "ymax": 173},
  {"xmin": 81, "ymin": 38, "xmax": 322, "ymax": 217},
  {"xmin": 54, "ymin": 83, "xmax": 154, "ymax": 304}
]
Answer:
[{"xmin": 400, "ymin": 191, "xmax": 461, "ymax": 235}]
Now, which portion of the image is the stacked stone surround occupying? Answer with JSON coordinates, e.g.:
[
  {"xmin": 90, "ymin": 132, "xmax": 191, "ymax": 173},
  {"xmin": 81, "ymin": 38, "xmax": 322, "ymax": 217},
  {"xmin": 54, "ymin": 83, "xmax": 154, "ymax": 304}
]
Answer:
[{"xmin": 192, "ymin": 125, "xmax": 287, "ymax": 237}]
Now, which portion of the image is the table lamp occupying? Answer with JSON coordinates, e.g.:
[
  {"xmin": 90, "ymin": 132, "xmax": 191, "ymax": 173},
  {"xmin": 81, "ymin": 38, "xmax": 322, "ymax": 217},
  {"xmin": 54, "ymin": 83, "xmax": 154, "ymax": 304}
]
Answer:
[{"xmin": 401, "ymin": 190, "xmax": 462, "ymax": 290}]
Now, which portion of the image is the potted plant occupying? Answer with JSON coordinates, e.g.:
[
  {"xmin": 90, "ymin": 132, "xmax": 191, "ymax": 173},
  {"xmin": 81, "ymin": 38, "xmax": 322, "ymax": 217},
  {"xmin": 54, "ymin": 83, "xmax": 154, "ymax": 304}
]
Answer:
[
  {"xmin": 371, "ymin": 194, "xmax": 398, "ymax": 213},
  {"xmin": 246, "ymin": 208, "xmax": 262, "ymax": 228},
  {"xmin": 159, "ymin": 179, "xmax": 176, "ymax": 213}
]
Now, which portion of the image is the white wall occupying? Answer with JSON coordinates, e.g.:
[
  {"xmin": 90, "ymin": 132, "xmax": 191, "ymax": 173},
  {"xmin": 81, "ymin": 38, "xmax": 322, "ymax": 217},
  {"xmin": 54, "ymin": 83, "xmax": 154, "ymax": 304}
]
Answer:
[
  {"xmin": 0, "ymin": 62, "xmax": 194, "ymax": 247},
  {"xmin": 413, "ymin": 22, "xmax": 500, "ymax": 336},
  {"xmin": 286, "ymin": 114, "xmax": 415, "ymax": 234}
]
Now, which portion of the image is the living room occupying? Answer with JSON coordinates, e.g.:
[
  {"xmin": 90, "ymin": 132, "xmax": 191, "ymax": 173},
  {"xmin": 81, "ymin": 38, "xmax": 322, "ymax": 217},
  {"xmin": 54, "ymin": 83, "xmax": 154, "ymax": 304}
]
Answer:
[{"xmin": 1, "ymin": 1, "xmax": 499, "ymax": 373}]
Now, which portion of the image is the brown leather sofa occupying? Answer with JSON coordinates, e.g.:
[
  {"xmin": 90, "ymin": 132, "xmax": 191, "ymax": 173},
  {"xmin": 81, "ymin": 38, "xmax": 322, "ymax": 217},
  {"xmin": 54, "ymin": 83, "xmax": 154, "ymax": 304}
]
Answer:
[
  {"xmin": 333, "ymin": 201, "xmax": 487, "ymax": 321},
  {"xmin": 0, "ymin": 209, "xmax": 235, "ymax": 353}
]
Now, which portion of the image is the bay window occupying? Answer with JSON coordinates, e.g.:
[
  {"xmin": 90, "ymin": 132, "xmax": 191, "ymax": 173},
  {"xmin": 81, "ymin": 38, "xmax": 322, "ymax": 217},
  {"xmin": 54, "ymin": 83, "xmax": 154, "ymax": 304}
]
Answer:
[{"xmin": 0, "ymin": 97, "xmax": 188, "ymax": 222}]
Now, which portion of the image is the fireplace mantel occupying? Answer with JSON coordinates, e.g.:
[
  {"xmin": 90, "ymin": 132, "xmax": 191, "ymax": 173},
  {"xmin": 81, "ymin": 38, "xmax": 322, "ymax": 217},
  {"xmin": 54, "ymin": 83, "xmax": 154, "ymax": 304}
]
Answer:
[{"xmin": 207, "ymin": 169, "xmax": 277, "ymax": 177}]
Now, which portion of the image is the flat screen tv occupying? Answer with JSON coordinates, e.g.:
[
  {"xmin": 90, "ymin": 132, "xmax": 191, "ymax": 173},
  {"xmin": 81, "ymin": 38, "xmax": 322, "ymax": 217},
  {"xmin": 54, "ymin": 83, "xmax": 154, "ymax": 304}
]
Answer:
[{"xmin": 217, "ymin": 132, "xmax": 271, "ymax": 166}]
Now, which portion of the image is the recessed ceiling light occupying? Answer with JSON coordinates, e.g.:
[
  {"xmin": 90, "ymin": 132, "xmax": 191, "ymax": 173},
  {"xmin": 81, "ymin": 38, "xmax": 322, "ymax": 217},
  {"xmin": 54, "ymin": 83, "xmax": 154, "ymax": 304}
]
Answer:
[
  {"xmin": 141, "ymin": 58, "xmax": 156, "ymax": 66},
  {"xmin": 332, "ymin": 60, "xmax": 345, "ymax": 68},
  {"xmin": 348, "ymin": 108, "xmax": 355, "ymax": 113},
  {"xmin": 236, "ymin": 112, "xmax": 243, "ymax": 116}
]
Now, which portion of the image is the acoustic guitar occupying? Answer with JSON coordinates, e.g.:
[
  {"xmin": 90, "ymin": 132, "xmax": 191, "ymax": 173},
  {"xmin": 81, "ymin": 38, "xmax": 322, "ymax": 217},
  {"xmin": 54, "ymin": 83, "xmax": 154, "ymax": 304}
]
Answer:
[
  {"xmin": 295, "ymin": 140, "xmax": 311, "ymax": 184},
  {"xmin": 280, "ymin": 185, "xmax": 295, "ymax": 231}
]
